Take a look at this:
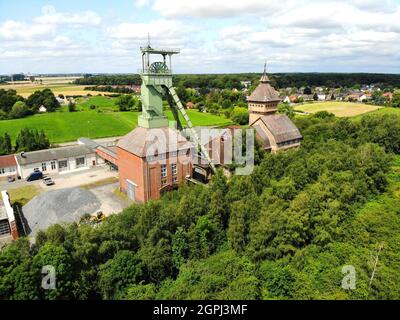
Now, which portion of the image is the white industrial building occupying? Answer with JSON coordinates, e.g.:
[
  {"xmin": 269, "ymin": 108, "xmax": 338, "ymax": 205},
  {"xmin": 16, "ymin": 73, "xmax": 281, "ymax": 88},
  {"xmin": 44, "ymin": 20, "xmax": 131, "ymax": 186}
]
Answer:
[{"xmin": 15, "ymin": 145, "xmax": 100, "ymax": 179}]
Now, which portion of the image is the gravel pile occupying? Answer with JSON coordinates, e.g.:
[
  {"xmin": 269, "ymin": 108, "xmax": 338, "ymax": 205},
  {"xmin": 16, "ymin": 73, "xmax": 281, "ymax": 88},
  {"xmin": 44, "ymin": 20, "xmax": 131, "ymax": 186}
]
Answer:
[{"xmin": 23, "ymin": 187, "xmax": 101, "ymax": 236}]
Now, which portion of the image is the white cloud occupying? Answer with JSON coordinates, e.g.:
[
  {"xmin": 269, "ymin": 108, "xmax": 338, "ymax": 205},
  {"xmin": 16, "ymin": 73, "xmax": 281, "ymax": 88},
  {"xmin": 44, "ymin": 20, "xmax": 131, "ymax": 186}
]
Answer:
[
  {"xmin": 106, "ymin": 19, "xmax": 190, "ymax": 40},
  {"xmin": 33, "ymin": 5, "xmax": 102, "ymax": 26},
  {"xmin": 1, "ymin": 0, "xmax": 400, "ymax": 73},
  {"xmin": 0, "ymin": 20, "xmax": 55, "ymax": 40},
  {"xmin": 152, "ymin": 0, "xmax": 287, "ymax": 18},
  {"xmin": 134, "ymin": 0, "xmax": 150, "ymax": 8}
]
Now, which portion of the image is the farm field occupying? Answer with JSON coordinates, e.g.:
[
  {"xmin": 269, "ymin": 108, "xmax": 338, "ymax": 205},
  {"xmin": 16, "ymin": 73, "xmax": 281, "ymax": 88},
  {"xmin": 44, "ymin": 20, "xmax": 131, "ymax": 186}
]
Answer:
[
  {"xmin": 0, "ymin": 96, "xmax": 232, "ymax": 144},
  {"xmin": 295, "ymin": 101, "xmax": 382, "ymax": 117},
  {"xmin": 0, "ymin": 83, "xmax": 104, "ymax": 98}
]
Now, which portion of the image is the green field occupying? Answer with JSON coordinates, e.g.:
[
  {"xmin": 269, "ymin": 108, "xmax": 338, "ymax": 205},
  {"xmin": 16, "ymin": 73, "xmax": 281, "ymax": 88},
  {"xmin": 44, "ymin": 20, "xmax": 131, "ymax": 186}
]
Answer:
[
  {"xmin": 295, "ymin": 101, "xmax": 382, "ymax": 117},
  {"xmin": 0, "ymin": 83, "xmax": 103, "ymax": 98},
  {"xmin": 0, "ymin": 96, "xmax": 232, "ymax": 143}
]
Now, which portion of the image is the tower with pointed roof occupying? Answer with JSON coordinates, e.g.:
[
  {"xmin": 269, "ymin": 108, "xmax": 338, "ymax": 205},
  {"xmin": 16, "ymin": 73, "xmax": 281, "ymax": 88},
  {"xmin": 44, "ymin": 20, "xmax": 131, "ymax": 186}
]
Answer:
[
  {"xmin": 247, "ymin": 62, "xmax": 281, "ymax": 124},
  {"xmin": 248, "ymin": 63, "xmax": 303, "ymax": 153}
]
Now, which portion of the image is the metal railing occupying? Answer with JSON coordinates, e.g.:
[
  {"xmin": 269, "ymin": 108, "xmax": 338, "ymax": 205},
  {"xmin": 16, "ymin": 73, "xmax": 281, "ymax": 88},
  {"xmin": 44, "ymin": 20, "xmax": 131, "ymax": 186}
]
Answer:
[{"xmin": 138, "ymin": 68, "xmax": 173, "ymax": 75}]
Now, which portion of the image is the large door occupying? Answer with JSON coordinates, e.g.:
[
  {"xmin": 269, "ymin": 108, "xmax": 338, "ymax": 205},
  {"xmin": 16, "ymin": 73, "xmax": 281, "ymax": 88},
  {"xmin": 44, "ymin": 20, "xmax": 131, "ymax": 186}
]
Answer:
[
  {"xmin": 0, "ymin": 220, "xmax": 10, "ymax": 237},
  {"xmin": 126, "ymin": 180, "xmax": 136, "ymax": 201}
]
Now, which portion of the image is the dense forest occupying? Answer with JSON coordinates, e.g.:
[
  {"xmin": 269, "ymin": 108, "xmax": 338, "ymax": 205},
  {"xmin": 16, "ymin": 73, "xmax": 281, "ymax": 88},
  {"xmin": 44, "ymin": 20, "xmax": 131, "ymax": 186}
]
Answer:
[
  {"xmin": 74, "ymin": 73, "xmax": 400, "ymax": 90},
  {"xmin": 1, "ymin": 110, "xmax": 400, "ymax": 300}
]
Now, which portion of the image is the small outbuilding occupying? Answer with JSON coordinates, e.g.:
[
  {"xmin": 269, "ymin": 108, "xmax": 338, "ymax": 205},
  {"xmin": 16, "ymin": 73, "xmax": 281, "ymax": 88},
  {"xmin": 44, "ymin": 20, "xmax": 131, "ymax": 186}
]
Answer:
[{"xmin": 0, "ymin": 155, "xmax": 17, "ymax": 180}]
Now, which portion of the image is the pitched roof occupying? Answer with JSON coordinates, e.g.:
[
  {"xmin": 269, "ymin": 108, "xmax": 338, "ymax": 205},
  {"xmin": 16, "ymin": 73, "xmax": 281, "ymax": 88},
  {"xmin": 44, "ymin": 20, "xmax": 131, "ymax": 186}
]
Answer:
[
  {"xmin": 15, "ymin": 145, "xmax": 94, "ymax": 165},
  {"xmin": 253, "ymin": 124, "xmax": 271, "ymax": 150},
  {"xmin": 258, "ymin": 114, "xmax": 302, "ymax": 144},
  {"xmin": 247, "ymin": 74, "xmax": 281, "ymax": 103},
  {"xmin": 117, "ymin": 127, "xmax": 193, "ymax": 157},
  {"xmin": 0, "ymin": 155, "xmax": 16, "ymax": 168}
]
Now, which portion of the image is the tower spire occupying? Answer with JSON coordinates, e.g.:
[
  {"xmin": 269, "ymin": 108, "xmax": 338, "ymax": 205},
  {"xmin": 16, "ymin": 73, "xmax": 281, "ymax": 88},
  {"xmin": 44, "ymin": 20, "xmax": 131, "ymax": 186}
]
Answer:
[
  {"xmin": 260, "ymin": 60, "xmax": 270, "ymax": 83},
  {"xmin": 147, "ymin": 32, "xmax": 151, "ymax": 48}
]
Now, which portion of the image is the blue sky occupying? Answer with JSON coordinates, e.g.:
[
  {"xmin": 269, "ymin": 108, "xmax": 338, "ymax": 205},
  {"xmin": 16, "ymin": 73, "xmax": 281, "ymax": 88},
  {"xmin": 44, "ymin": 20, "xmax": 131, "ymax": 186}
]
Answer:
[{"xmin": 1, "ymin": 0, "xmax": 400, "ymax": 74}]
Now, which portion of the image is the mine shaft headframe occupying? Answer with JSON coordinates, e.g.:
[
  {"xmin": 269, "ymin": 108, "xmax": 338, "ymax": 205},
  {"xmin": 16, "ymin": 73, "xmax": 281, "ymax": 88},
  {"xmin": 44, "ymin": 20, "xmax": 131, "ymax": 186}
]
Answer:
[{"xmin": 140, "ymin": 46, "xmax": 180, "ymax": 74}]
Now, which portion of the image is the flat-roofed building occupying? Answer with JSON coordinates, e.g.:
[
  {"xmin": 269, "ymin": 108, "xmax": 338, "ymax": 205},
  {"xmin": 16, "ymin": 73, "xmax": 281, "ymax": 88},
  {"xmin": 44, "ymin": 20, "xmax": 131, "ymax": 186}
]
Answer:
[{"xmin": 15, "ymin": 145, "xmax": 98, "ymax": 179}]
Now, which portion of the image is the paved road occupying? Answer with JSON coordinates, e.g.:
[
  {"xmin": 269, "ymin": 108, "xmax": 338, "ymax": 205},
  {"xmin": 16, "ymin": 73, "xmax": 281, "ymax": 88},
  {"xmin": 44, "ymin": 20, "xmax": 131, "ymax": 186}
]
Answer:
[{"xmin": 0, "ymin": 165, "xmax": 117, "ymax": 191}]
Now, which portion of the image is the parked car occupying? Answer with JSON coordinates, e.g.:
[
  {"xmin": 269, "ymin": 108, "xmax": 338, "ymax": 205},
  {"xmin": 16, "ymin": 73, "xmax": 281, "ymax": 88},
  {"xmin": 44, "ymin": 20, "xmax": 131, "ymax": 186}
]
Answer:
[
  {"xmin": 7, "ymin": 176, "xmax": 15, "ymax": 183},
  {"xmin": 43, "ymin": 177, "xmax": 55, "ymax": 186},
  {"xmin": 26, "ymin": 171, "xmax": 43, "ymax": 182}
]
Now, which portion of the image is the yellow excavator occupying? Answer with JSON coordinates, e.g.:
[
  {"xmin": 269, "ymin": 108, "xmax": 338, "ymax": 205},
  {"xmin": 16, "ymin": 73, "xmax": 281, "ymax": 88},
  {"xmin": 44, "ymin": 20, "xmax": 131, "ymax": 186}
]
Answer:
[{"xmin": 89, "ymin": 211, "xmax": 106, "ymax": 224}]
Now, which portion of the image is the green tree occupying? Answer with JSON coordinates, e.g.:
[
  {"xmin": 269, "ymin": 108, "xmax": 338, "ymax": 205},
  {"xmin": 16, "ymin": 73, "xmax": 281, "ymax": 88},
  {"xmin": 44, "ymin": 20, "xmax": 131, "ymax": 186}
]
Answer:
[
  {"xmin": 98, "ymin": 250, "xmax": 144, "ymax": 299},
  {"xmin": 68, "ymin": 101, "xmax": 76, "ymax": 112},
  {"xmin": 9, "ymin": 101, "xmax": 30, "ymax": 119},
  {"xmin": 116, "ymin": 94, "xmax": 134, "ymax": 111},
  {"xmin": 230, "ymin": 107, "xmax": 249, "ymax": 125},
  {"xmin": 0, "ymin": 133, "xmax": 12, "ymax": 155},
  {"xmin": 32, "ymin": 243, "xmax": 74, "ymax": 300},
  {"xmin": 392, "ymin": 92, "xmax": 400, "ymax": 108},
  {"xmin": 15, "ymin": 128, "xmax": 50, "ymax": 152}
]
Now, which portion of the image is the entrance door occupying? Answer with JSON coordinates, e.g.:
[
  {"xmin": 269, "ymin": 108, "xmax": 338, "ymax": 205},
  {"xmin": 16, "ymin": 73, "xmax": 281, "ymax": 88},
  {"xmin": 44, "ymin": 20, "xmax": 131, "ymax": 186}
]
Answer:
[
  {"xmin": 126, "ymin": 180, "xmax": 136, "ymax": 201},
  {"xmin": 0, "ymin": 220, "xmax": 10, "ymax": 236}
]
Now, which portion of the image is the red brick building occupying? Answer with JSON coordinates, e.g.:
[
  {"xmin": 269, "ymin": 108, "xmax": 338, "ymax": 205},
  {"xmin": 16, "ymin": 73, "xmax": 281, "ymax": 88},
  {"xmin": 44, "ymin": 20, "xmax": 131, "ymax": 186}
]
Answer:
[{"xmin": 117, "ymin": 127, "xmax": 193, "ymax": 203}]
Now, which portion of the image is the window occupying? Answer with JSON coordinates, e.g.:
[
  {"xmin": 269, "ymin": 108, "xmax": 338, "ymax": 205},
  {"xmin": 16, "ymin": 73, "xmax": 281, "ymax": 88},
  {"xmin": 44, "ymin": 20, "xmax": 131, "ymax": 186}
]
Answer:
[
  {"xmin": 171, "ymin": 163, "xmax": 177, "ymax": 176},
  {"xmin": 42, "ymin": 162, "xmax": 47, "ymax": 172},
  {"xmin": 58, "ymin": 160, "xmax": 68, "ymax": 172},
  {"xmin": 0, "ymin": 168, "xmax": 4, "ymax": 175},
  {"xmin": 161, "ymin": 178, "xmax": 167, "ymax": 186},
  {"xmin": 76, "ymin": 157, "xmax": 85, "ymax": 168},
  {"xmin": 170, "ymin": 151, "xmax": 177, "ymax": 157},
  {"xmin": 173, "ymin": 177, "xmax": 178, "ymax": 184},
  {"xmin": 161, "ymin": 164, "xmax": 167, "ymax": 178},
  {"xmin": 51, "ymin": 161, "xmax": 56, "ymax": 170},
  {"xmin": 8, "ymin": 167, "xmax": 15, "ymax": 173}
]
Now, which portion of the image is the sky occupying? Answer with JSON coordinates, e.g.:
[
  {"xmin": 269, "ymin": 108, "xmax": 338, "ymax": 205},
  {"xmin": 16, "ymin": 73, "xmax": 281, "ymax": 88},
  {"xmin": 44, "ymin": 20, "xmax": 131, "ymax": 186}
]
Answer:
[{"xmin": 1, "ymin": 0, "xmax": 400, "ymax": 74}]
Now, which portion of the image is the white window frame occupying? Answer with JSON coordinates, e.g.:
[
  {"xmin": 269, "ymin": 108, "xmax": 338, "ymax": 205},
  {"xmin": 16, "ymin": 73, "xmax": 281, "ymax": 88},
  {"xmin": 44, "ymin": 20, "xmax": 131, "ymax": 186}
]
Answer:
[
  {"xmin": 171, "ymin": 163, "xmax": 177, "ymax": 176},
  {"xmin": 76, "ymin": 157, "xmax": 86, "ymax": 168},
  {"xmin": 161, "ymin": 164, "xmax": 167, "ymax": 178}
]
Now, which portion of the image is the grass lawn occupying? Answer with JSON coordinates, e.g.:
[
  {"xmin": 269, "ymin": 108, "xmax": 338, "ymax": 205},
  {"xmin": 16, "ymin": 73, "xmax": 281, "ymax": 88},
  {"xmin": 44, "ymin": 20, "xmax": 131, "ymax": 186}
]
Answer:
[
  {"xmin": 351, "ymin": 106, "xmax": 400, "ymax": 121},
  {"xmin": 75, "ymin": 96, "xmax": 119, "ymax": 112},
  {"xmin": 295, "ymin": 101, "xmax": 382, "ymax": 117},
  {"xmin": 7, "ymin": 185, "xmax": 41, "ymax": 206},
  {"xmin": 0, "ymin": 108, "xmax": 232, "ymax": 144}
]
